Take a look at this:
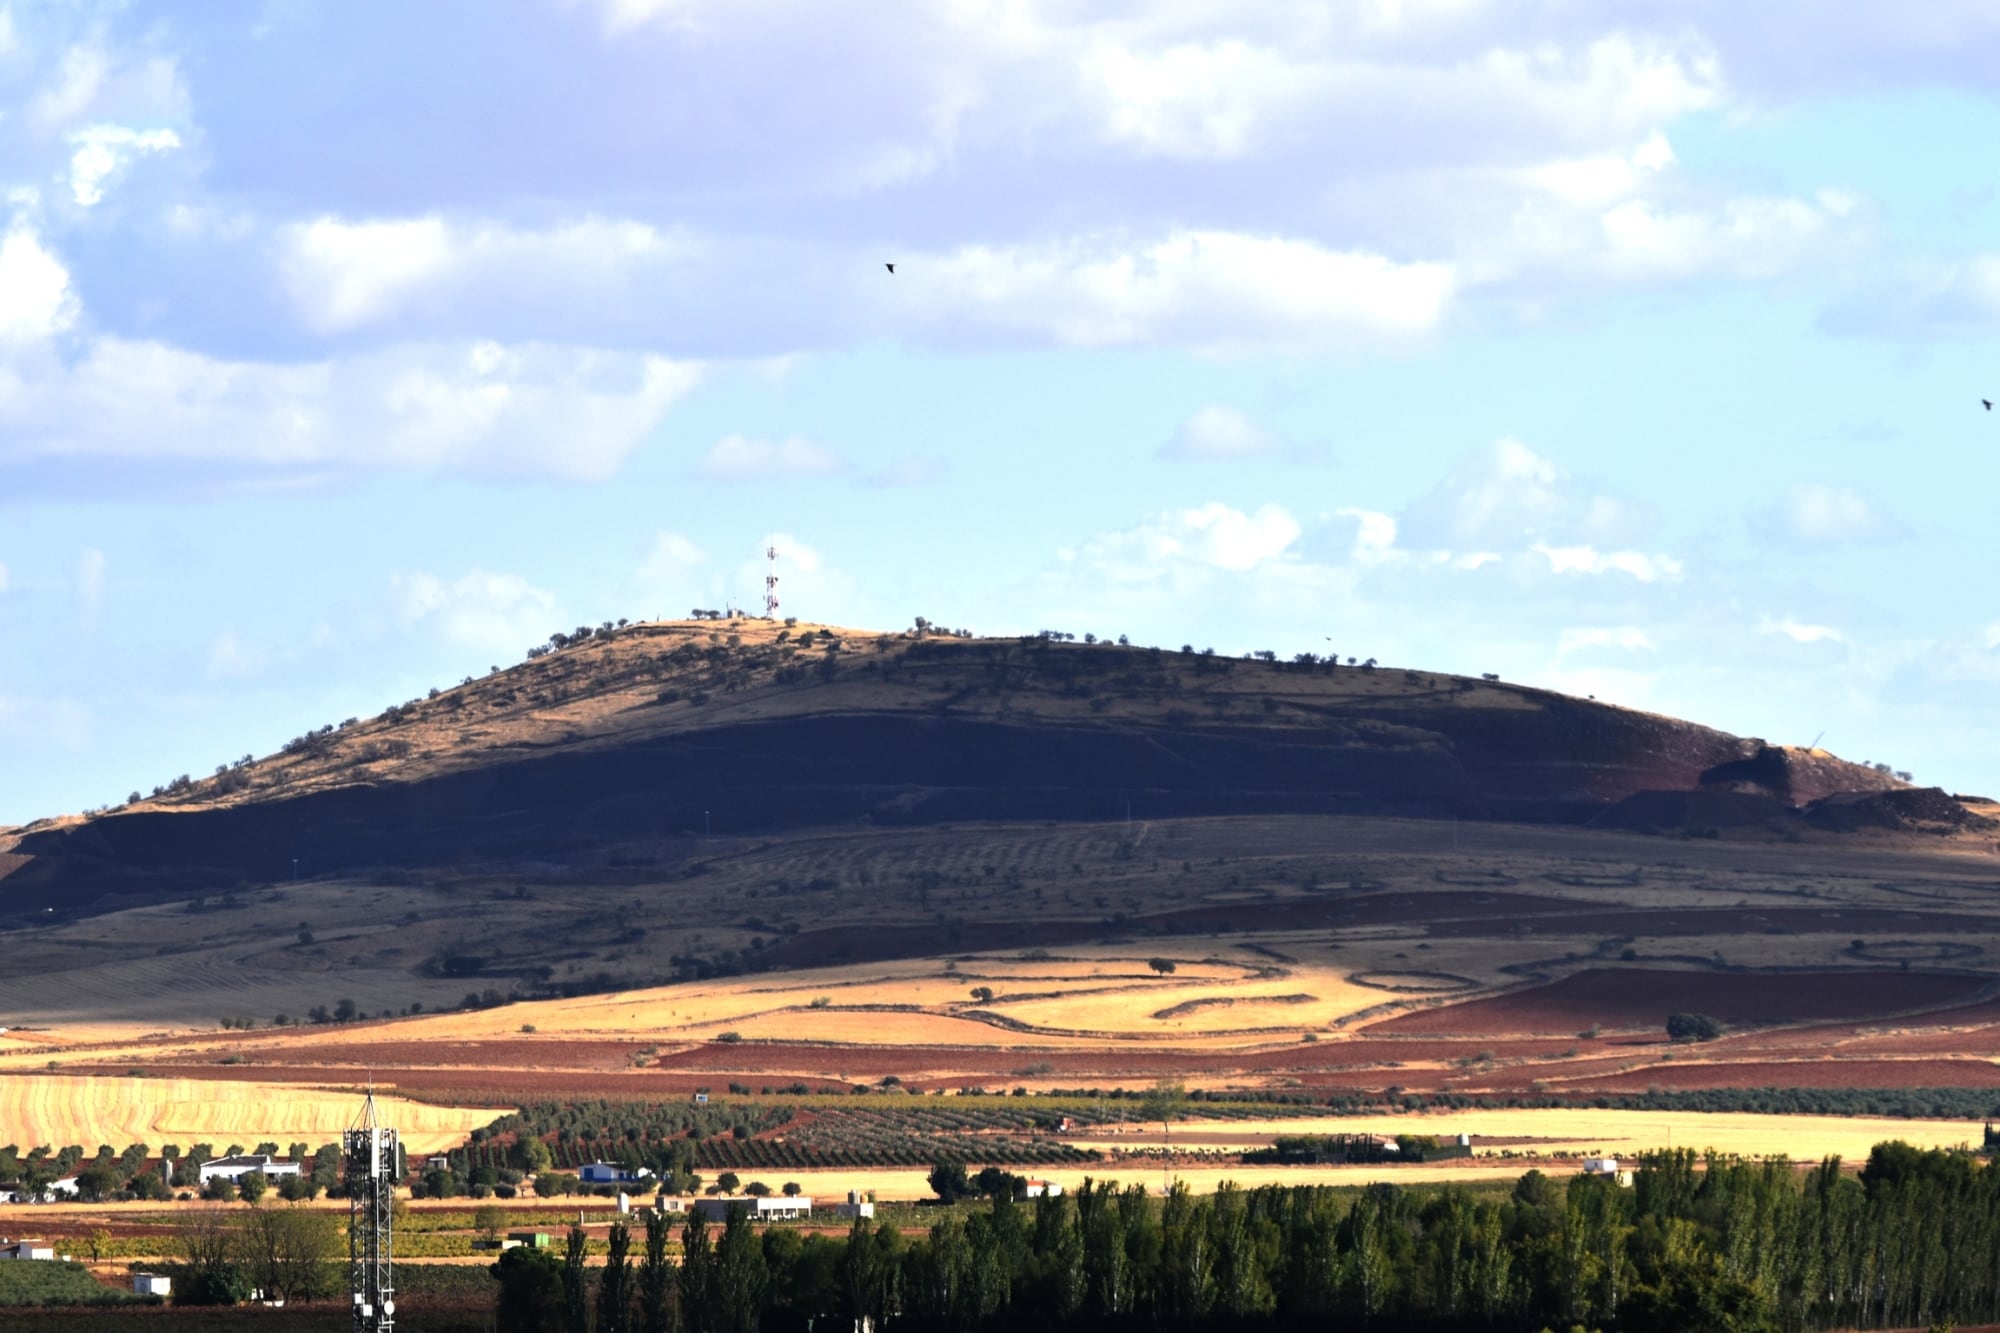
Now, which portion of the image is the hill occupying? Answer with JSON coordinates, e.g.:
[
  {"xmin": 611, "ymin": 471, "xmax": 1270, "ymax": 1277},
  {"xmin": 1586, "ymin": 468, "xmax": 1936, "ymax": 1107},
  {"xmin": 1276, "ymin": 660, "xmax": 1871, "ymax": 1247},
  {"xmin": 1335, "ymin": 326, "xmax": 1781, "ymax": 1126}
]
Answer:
[{"xmin": 0, "ymin": 616, "xmax": 1921, "ymax": 921}]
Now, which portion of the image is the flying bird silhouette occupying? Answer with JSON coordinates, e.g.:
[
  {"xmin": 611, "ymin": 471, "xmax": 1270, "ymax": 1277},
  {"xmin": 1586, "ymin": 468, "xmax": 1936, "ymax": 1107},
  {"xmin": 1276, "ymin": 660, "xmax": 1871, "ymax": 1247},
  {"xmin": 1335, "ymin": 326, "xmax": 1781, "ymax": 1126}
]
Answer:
[
  {"xmin": 1985, "ymin": 398, "xmax": 1993, "ymax": 411},
  {"xmin": 885, "ymin": 263, "xmax": 895, "ymax": 274}
]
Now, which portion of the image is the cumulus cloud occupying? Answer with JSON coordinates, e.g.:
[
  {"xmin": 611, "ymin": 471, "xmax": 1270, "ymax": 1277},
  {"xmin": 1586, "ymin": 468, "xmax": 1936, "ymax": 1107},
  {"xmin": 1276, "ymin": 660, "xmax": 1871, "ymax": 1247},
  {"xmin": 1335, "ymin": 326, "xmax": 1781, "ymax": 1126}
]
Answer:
[
  {"xmin": 0, "ymin": 336, "xmax": 702, "ymax": 481},
  {"xmin": 0, "ymin": 222, "xmax": 79, "ymax": 344},
  {"xmin": 32, "ymin": 45, "xmax": 108, "ymax": 128},
  {"xmin": 1160, "ymin": 405, "xmax": 1323, "ymax": 463},
  {"xmin": 1400, "ymin": 439, "xmax": 1655, "ymax": 549},
  {"xmin": 282, "ymin": 215, "xmax": 691, "ymax": 334},
  {"xmin": 1761, "ymin": 482, "xmax": 1906, "ymax": 545},
  {"xmin": 635, "ymin": 531, "xmax": 707, "ymax": 607},
  {"xmin": 392, "ymin": 569, "xmax": 559, "ymax": 658},
  {"xmin": 1760, "ymin": 614, "xmax": 1847, "ymax": 645},
  {"xmin": 66, "ymin": 124, "xmax": 182, "ymax": 207},
  {"xmin": 1531, "ymin": 543, "xmax": 1683, "ymax": 583},
  {"xmin": 698, "ymin": 434, "xmax": 845, "ymax": 482},
  {"xmin": 901, "ymin": 230, "xmax": 1455, "ymax": 350},
  {"xmin": 1057, "ymin": 502, "xmax": 1303, "ymax": 605}
]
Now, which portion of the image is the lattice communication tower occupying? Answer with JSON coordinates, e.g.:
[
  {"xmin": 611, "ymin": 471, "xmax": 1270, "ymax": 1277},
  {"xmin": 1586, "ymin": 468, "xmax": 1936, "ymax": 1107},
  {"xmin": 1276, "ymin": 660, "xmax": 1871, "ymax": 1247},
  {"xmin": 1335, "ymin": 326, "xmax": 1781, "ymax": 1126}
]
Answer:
[
  {"xmin": 345, "ymin": 1091, "xmax": 400, "ymax": 1333},
  {"xmin": 764, "ymin": 545, "xmax": 781, "ymax": 619}
]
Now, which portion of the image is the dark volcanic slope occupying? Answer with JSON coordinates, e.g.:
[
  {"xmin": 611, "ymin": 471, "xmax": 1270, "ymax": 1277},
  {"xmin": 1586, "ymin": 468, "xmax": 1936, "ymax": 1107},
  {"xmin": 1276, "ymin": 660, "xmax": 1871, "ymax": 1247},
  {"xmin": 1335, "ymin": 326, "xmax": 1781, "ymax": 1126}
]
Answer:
[{"xmin": 0, "ymin": 619, "xmax": 1901, "ymax": 916}]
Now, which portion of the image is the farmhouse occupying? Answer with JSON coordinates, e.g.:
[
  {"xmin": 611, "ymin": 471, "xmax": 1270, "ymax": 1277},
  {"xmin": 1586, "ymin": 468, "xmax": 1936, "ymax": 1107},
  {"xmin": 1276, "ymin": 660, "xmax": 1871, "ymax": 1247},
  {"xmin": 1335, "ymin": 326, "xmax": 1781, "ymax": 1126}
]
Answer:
[
  {"xmin": 1022, "ymin": 1180, "xmax": 1063, "ymax": 1198},
  {"xmin": 0, "ymin": 1239, "xmax": 55, "ymax": 1261},
  {"xmin": 44, "ymin": 1176, "xmax": 78, "ymax": 1198},
  {"xmin": 133, "ymin": 1273, "xmax": 173, "ymax": 1296},
  {"xmin": 580, "ymin": 1162, "xmax": 653, "ymax": 1187},
  {"xmin": 197, "ymin": 1154, "xmax": 303, "ymax": 1185},
  {"xmin": 693, "ymin": 1195, "xmax": 812, "ymax": 1222},
  {"xmin": 830, "ymin": 1190, "xmax": 874, "ymax": 1220},
  {"xmin": 1582, "ymin": 1158, "xmax": 1634, "ymax": 1186}
]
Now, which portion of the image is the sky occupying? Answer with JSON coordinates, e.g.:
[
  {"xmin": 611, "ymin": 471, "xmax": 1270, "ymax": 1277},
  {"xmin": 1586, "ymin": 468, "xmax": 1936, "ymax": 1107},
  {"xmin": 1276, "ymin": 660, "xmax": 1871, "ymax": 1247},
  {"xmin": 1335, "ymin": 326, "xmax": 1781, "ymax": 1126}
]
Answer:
[{"xmin": 3, "ymin": 1, "xmax": 2000, "ymax": 824}]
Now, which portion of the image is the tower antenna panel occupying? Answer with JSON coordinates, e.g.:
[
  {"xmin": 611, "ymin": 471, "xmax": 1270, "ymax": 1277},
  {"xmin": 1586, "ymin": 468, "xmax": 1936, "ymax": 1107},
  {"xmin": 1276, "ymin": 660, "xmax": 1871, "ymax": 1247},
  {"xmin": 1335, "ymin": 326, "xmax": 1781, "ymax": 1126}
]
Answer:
[
  {"xmin": 764, "ymin": 546, "xmax": 781, "ymax": 619},
  {"xmin": 345, "ymin": 1091, "xmax": 399, "ymax": 1333}
]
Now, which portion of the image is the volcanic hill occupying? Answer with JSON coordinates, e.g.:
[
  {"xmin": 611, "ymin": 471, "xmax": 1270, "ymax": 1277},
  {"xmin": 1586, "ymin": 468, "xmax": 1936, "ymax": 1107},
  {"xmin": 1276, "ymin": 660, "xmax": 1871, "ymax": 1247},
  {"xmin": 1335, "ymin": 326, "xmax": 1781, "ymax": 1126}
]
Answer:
[{"xmin": 0, "ymin": 616, "xmax": 1935, "ymax": 921}]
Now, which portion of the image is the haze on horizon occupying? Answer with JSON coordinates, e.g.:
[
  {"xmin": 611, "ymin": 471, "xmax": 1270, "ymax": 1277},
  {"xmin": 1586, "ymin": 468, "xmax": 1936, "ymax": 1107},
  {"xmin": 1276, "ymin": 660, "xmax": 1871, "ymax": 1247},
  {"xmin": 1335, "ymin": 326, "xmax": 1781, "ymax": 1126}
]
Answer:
[{"xmin": 2, "ymin": 1, "xmax": 1998, "ymax": 825}]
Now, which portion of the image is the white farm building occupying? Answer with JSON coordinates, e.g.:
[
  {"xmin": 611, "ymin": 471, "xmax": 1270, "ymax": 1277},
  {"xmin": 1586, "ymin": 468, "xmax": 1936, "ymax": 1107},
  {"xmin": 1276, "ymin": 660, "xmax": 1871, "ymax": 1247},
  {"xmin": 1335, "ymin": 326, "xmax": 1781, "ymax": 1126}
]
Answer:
[{"xmin": 197, "ymin": 1154, "xmax": 303, "ymax": 1185}]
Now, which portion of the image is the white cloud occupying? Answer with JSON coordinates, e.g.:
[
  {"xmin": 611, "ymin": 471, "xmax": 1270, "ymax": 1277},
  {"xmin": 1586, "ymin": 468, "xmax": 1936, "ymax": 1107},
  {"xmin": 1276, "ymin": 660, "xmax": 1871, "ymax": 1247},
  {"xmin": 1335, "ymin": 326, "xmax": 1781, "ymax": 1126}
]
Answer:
[
  {"xmin": 1759, "ymin": 615, "xmax": 1846, "ymax": 645},
  {"xmin": 72, "ymin": 546, "xmax": 106, "ymax": 626},
  {"xmin": 1084, "ymin": 38, "xmax": 1319, "ymax": 159},
  {"xmin": 66, "ymin": 124, "xmax": 182, "ymax": 207},
  {"xmin": 698, "ymin": 434, "xmax": 844, "ymax": 482},
  {"xmin": 1531, "ymin": 543, "xmax": 1683, "ymax": 582},
  {"xmin": 283, "ymin": 217, "xmax": 454, "ymax": 331},
  {"xmin": 0, "ymin": 336, "xmax": 702, "ymax": 481},
  {"xmin": 1763, "ymin": 482, "xmax": 1905, "ymax": 545},
  {"xmin": 282, "ymin": 215, "xmax": 687, "ymax": 333},
  {"xmin": 636, "ymin": 532, "xmax": 707, "ymax": 607},
  {"xmin": 0, "ymin": 222, "xmax": 79, "ymax": 344},
  {"xmin": 580, "ymin": 0, "xmax": 706, "ymax": 34},
  {"xmin": 1401, "ymin": 438, "xmax": 1653, "ymax": 548},
  {"xmin": 392, "ymin": 569, "xmax": 559, "ymax": 657},
  {"xmin": 1556, "ymin": 626, "xmax": 1657, "ymax": 655},
  {"xmin": 1060, "ymin": 502, "xmax": 1303, "ymax": 594},
  {"xmin": 905, "ymin": 230, "xmax": 1455, "ymax": 349},
  {"xmin": 205, "ymin": 629, "xmax": 265, "ymax": 681},
  {"xmin": 33, "ymin": 45, "xmax": 107, "ymax": 128},
  {"xmin": 1160, "ymin": 404, "xmax": 1319, "ymax": 462},
  {"xmin": 0, "ymin": 7, "xmax": 17, "ymax": 56}
]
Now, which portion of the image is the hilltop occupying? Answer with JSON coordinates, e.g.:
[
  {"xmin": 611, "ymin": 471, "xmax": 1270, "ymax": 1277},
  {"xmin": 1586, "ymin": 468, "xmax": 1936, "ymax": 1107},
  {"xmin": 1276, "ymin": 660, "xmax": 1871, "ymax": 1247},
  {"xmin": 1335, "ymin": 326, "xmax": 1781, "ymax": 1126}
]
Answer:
[{"xmin": 0, "ymin": 615, "xmax": 1931, "ymax": 920}]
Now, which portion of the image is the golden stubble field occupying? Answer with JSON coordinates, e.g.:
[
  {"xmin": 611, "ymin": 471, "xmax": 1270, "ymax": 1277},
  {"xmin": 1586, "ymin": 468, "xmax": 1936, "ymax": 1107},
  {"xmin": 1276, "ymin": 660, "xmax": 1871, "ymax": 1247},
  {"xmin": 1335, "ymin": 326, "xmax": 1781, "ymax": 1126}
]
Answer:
[{"xmin": 0, "ymin": 1076, "xmax": 503, "ymax": 1154}]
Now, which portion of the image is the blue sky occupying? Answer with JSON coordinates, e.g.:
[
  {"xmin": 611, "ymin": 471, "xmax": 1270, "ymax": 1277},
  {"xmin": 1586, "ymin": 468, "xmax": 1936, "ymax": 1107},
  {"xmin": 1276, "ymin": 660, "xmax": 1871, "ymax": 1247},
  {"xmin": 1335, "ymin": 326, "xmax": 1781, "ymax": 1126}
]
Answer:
[{"xmin": 3, "ymin": 1, "xmax": 2000, "ymax": 823}]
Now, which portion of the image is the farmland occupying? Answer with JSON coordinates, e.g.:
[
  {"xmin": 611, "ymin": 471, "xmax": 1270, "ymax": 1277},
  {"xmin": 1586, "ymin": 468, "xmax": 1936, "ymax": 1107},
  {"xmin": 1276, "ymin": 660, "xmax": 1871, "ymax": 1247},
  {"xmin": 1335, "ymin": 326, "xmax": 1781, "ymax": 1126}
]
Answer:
[
  {"xmin": 0, "ymin": 1076, "xmax": 501, "ymax": 1155},
  {"xmin": 2, "ymin": 621, "xmax": 2000, "ymax": 1192}
]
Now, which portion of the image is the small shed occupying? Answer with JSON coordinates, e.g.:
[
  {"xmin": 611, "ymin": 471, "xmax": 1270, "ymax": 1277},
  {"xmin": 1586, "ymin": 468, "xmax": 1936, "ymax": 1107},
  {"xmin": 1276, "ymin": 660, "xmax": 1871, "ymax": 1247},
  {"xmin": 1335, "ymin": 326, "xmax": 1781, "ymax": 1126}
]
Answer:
[
  {"xmin": 1023, "ymin": 1180, "xmax": 1063, "ymax": 1198},
  {"xmin": 508, "ymin": 1231, "xmax": 553, "ymax": 1250},
  {"xmin": 0, "ymin": 1239, "xmax": 55, "ymax": 1261},
  {"xmin": 133, "ymin": 1273, "xmax": 173, "ymax": 1296}
]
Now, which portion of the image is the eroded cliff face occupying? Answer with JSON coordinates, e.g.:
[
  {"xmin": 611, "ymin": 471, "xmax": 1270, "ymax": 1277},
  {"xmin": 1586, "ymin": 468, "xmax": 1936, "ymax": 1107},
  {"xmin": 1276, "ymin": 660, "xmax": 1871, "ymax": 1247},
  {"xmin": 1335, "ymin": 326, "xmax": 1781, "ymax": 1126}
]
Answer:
[{"xmin": 0, "ymin": 627, "xmax": 1915, "ymax": 919}]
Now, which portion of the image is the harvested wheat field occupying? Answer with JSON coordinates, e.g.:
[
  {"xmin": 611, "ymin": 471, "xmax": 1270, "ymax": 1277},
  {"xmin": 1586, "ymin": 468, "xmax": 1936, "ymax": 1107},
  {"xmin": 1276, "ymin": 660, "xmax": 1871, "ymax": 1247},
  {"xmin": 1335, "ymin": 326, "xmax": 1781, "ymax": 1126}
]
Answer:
[
  {"xmin": 0, "ymin": 1075, "xmax": 503, "ymax": 1153},
  {"xmin": 1074, "ymin": 1108, "xmax": 1986, "ymax": 1162}
]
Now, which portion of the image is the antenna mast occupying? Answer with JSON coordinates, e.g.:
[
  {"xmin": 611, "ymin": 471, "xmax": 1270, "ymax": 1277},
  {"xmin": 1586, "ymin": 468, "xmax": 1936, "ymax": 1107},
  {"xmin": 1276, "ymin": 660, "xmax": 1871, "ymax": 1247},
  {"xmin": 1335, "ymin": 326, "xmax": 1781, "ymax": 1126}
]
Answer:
[
  {"xmin": 345, "ymin": 1090, "xmax": 399, "ymax": 1333},
  {"xmin": 764, "ymin": 546, "xmax": 780, "ymax": 619}
]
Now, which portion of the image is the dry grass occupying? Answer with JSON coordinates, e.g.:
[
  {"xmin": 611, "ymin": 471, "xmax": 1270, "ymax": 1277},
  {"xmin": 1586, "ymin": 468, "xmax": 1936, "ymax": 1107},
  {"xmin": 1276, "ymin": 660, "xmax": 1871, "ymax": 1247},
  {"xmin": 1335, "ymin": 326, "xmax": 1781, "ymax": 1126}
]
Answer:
[{"xmin": 0, "ymin": 1076, "xmax": 502, "ymax": 1153}]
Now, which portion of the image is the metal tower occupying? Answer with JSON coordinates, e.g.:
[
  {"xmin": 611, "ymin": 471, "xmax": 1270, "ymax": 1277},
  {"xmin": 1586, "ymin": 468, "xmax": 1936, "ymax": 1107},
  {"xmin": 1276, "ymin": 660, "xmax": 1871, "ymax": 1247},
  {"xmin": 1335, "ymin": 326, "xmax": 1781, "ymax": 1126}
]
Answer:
[
  {"xmin": 763, "ymin": 546, "xmax": 780, "ymax": 619},
  {"xmin": 345, "ymin": 1091, "xmax": 399, "ymax": 1333}
]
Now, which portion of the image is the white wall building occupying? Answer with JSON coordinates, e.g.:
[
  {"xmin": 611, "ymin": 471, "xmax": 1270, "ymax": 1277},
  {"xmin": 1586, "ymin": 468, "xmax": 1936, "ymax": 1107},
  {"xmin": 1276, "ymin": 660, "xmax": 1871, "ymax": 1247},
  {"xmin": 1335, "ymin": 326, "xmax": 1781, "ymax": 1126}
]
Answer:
[
  {"xmin": 133, "ymin": 1273, "xmax": 173, "ymax": 1296},
  {"xmin": 197, "ymin": 1154, "xmax": 303, "ymax": 1185},
  {"xmin": 0, "ymin": 1239, "xmax": 56, "ymax": 1261},
  {"xmin": 693, "ymin": 1195, "xmax": 811, "ymax": 1222},
  {"xmin": 831, "ymin": 1191, "xmax": 875, "ymax": 1219}
]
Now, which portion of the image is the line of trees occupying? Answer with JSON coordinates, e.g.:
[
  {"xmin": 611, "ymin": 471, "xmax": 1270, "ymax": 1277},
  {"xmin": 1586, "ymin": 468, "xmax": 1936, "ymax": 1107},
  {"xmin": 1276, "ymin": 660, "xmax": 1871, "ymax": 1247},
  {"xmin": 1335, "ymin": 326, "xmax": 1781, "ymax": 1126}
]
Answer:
[{"xmin": 498, "ymin": 1142, "xmax": 2000, "ymax": 1333}]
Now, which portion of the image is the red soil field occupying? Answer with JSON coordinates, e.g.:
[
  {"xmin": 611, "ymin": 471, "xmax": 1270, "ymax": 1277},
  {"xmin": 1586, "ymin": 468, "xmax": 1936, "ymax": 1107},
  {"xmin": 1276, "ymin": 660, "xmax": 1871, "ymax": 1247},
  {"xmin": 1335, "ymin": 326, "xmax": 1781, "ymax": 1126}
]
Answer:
[
  {"xmin": 1370, "ymin": 969, "xmax": 1991, "ymax": 1037},
  {"xmin": 1554, "ymin": 1059, "xmax": 2000, "ymax": 1093}
]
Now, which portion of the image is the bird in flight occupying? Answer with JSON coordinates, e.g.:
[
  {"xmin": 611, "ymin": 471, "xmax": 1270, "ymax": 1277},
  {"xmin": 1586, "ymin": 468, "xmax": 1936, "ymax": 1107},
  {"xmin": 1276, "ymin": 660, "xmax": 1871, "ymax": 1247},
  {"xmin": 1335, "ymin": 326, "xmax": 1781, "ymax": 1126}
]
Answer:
[
  {"xmin": 885, "ymin": 263, "xmax": 895, "ymax": 274},
  {"xmin": 1985, "ymin": 398, "xmax": 1993, "ymax": 411}
]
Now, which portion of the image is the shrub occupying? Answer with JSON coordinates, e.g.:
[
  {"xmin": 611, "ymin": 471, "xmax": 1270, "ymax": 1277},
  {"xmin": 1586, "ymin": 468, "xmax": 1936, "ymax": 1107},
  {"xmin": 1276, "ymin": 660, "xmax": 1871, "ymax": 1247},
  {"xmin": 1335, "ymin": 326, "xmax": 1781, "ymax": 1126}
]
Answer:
[{"xmin": 1667, "ymin": 1012, "xmax": 1724, "ymax": 1043}]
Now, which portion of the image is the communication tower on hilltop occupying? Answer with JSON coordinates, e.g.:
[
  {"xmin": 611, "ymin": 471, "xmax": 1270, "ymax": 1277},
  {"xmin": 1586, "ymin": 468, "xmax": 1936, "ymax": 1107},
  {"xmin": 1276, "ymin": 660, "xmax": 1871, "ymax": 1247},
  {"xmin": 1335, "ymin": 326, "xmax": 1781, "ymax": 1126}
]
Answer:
[
  {"xmin": 345, "ymin": 1091, "xmax": 400, "ymax": 1333},
  {"xmin": 764, "ymin": 545, "xmax": 781, "ymax": 619}
]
